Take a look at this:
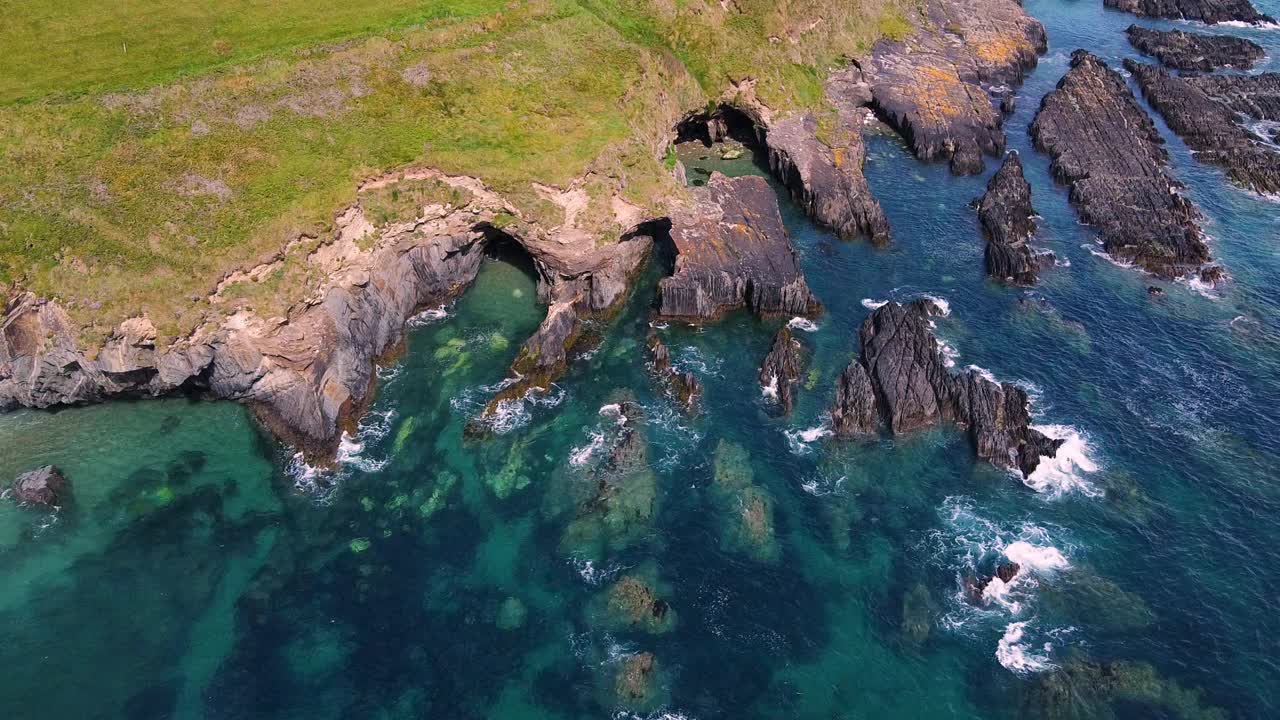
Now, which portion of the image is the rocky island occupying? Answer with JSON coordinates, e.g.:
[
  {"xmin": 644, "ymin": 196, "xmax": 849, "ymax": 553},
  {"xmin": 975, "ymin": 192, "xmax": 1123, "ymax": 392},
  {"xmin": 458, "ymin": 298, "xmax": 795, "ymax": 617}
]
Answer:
[
  {"xmin": 1030, "ymin": 51, "xmax": 1215, "ymax": 281},
  {"xmin": 1125, "ymin": 25, "xmax": 1265, "ymax": 71},
  {"xmin": 974, "ymin": 152, "xmax": 1053, "ymax": 285},
  {"xmin": 1104, "ymin": 0, "xmax": 1274, "ymax": 24}
]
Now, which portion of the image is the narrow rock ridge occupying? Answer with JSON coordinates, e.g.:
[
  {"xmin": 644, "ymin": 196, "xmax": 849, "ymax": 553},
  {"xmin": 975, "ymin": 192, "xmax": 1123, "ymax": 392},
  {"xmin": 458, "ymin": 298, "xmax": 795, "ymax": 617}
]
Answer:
[
  {"xmin": 830, "ymin": 300, "xmax": 1062, "ymax": 478},
  {"xmin": 859, "ymin": 0, "xmax": 1047, "ymax": 174},
  {"xmin": 645, "ymin": 331, "xmax": 701, "ymax": 413},
  {"xmin": 758, "ymin": 326, "xmax": 806, "ymax": 415},
  {"xmin": 658, "ymin": 173, "xmax": 821, "ymax": 322},
  {"xmin": 1104, "ymin": 0, "xmax": 1274, "ymax": 25},
  {"xmin": 1030, "ymin": 50, "xmax": 1214, "ymax": 281},
  {"xmin": 1, "ymin": 170, "xmax": 657, "ymax": 458},
  {"xmin": 1126, "ymin": 60, "xmax": 1280, "ymax": 196},
  {"xmin": 1125, "ymin": 25, "xmax": 1265, "ymax": 71},
  {"xmin": 975, "ymin": 152, "xmax": 1054, "ymax": 285}
]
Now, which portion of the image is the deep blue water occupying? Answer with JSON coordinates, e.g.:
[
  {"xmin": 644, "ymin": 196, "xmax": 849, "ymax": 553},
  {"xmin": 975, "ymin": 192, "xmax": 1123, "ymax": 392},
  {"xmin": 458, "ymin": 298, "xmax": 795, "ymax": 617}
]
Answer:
[{"xmin": 2, "ymin": 2, "xmax": 1280, "ymax": 718}]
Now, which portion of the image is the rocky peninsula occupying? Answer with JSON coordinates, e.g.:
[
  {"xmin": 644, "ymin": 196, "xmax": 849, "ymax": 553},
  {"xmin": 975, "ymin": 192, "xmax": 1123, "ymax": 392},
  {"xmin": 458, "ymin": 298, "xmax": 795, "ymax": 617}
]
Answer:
[
  {"xmin": 1104, "ymin": 0, "xmax": 1274, "ymax": 24},
  {"xmin": 1125, "ymin": 25, "xmax": 1265, "ymax": 71}
]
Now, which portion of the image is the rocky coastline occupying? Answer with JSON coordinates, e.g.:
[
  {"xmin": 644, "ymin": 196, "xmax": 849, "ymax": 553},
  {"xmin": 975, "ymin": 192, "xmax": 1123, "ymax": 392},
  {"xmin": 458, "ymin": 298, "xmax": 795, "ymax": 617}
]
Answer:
[
  {"xmin": 1104, "ymin": 0, "xmax": 1274, "ymax": 25},
  {"xmin": 830, "ymin": 300, "xmax": 1062, "ymax": 477},
  {"xmin": 1125, "ymin": 25, "xmax": 1265, "ymax": 71},
  {"xmin": 1030, "ymin": 51, "xmax": 1215, "ymax": 281}
]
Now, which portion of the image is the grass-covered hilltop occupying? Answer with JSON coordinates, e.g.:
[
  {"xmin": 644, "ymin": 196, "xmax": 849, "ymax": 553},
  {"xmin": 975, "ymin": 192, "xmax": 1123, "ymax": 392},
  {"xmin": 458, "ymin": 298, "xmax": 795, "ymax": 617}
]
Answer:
[{"xmin": 1, "ymin": 0, "xmax": 913, "ymax": 343}]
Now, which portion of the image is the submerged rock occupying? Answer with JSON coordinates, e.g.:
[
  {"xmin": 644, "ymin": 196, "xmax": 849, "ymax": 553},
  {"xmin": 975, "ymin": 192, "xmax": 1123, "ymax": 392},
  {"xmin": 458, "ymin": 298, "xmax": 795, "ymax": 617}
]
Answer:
[
  {"xmin": 759, "ymin": 326, "xmax": 806, "ymax": 415},
  {"xmin": 766, "ymin": 108, "xmax": 891, "ymax": 245},
  {"xmin": 1104, "ymin": 0, "xmax": 1273, "ymax": 24},
  {"xmin": 658, "ymin": 173, "xmax": 820, "ymax": 321},
  {"xmin": 495, "ymin": 596, "xmax": 527, "ymax": 630},
  {"xmin": 614, "ymin": 652, "xmax": 659, "ymax": 707},
  {"xmin": 1025, "ymin": 656, "xmax": 1227, "ymax": 720},
  {"xmin": 859, "ymin": 0, "xmax": 1047, "ymax": 174},
  {"xmin": 830, "ymin": 300, "xmax": 1062, "ymax": 477},
  {"xmin": 900, "ymin": 583, "xmax": 934, "ymax": 645},
  {"xmin": 589, "ymin": 565, "xmax": 677, "ymax": 635},
  {"xmin": 710, "ymin": 440, "xmax": 781, "ymax": 563},
  {"xmin": 1127, "ymin": 60, "xmax": 1280, "ymax": 197},
  {"xmin": 1125, "ymin": 25, "xmax": 1265, "ymax": 71},
  {"xmin": 1031, "ymin": 51, "xmax": 1212, "ymax": 280},
  {"xmin": 10, "ymin": 465, "xmax": 70, "ymax": 508},
  {"xmin": 645, "ymin": 331, "xmax": 701, "ymax": 413},
  {"xmin": 975, "ymin": 152, "xmax": 1053, "ymax": 285}
]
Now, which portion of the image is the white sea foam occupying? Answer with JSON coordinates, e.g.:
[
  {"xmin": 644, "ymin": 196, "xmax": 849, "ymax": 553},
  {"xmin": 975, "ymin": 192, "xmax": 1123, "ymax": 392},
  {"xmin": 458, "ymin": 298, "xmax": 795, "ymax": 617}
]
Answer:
[
  {"xmin": 996, "ymin": 621, "xmax": 1055, "ymax": 674},
  {"xmin": 599, "ymin": 403, "xmax": 627, "ymax": 425},
  {"xmin": 1179, "ymin": 272, "xmax": 1224, "ymax": 300},
  {"xmin": 939, "ymin": 339, "xmax": 960, "ymax": 368},
  {"xmin": 1004, "ymin": 540, "xmax": 1070, "ymax": 573},
  {"xmin": 613, "ymin": 712, "xmax": 697, "ymax": 720},
  {"xmin": 761, "ymin": 374, "xmax": 779, "ymax": 399},
  {"xmin": 1025, "ymin": 424, "xmax": 1101, "ymax": 498},
  {"xmin": 787, "ymin": 316, "xmax": 820, "ymax": 332},
  {"xmin": 673, "ymin": 346, "xmax": 721, "ymax": 377},
  {"xmin": 573, "ymin": 558, "xmax": 625, "ymax": 585},
  {"xmin": 784, "ymin": 422, "xmax": 832, "ymax": 455},
  {"xmin": 800, "ymin": 472, "xmax": 846, "ymax": 497},
  {"xmin": 1085, "ymin": 244, "xmax": 1136, "ymax": 269},
  {"xmin": 861, "ymin": 298, "xmax": 889, "ymax": 309},
  {"xmin": 922, "ymin": 294, "xmax": 952, "ymax": 316},
  {"xmin": 569, "ymin": 432, "xmax": 606, "ymax": 467},
  {"xmin": 408, "ymin": 305, "xmax": 450, "ymax": 327},
  {"xmin": 965, "ymin": 364, "xmax": 999, "ymax": 384}
]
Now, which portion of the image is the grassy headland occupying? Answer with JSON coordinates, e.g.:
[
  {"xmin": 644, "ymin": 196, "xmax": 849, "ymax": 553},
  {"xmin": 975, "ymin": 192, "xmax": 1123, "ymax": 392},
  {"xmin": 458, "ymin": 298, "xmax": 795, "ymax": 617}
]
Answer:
[{"xmin": 0, "ymin": 0, "xmax": 907, "ymax": 344}]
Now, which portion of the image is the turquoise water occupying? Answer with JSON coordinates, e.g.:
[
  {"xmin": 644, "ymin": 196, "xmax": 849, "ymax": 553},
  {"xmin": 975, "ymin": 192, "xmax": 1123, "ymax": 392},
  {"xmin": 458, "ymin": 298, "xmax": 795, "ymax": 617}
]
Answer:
[{"xmin": 3, "ymin": 3, "xmax": 1280, "ymax": 717}]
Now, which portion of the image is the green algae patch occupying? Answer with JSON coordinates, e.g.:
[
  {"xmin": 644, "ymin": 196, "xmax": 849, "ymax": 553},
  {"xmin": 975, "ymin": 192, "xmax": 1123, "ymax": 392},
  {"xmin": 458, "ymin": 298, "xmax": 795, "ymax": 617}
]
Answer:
[
  {"xmin": 710, "ymin": 440, "xmax": 781, "ymax": 564},
  {"xmin": 348, "ymin": 537, "xmax": 372, "ymax": 554},
  {"xmin": 392, "ymin": 416, "xmax": 417, "ymax": 456}
]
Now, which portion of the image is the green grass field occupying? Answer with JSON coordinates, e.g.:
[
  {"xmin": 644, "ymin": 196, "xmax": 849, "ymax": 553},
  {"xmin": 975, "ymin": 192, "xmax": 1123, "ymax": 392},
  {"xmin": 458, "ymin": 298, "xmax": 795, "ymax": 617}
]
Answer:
[{"xmin": 0, "ymin": 0, "xmax": 903, "ymax": 343}]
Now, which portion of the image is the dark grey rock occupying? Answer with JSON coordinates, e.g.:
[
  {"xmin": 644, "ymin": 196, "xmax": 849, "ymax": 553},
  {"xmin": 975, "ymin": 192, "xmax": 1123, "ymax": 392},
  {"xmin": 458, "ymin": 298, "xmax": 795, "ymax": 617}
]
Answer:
[
  {"xmin": 11, "ymin": 465, "xmax": 70, "ymax": 508},
  {"xmin": 1125, "ymin": 25, "xmax": 1265, "ymax": 71},
  {"xmin": 645, "ymin": 331, "xmax": 701, "ymax": 413},
  {"xmin": 1030, "ymin": 51, "xmax": 1211, "ymax": 280},
  {"xmin": 1126, "ymin": 60, "xmax": 1280, "ymax": 197},
  {"xmin": 1105, "ymin": 0, "xmax": 1273, "ymax": 25},
  {"xmin": 976, "ymin": 152, "xmax": 1053, "ymax": 285},
  {"xmin": 759, "ymin": 326, "xmax": 805, "ymax": 415},
  {"xmin": 831, "ymin": 360, "xmax": 879, "ymax": 437}
]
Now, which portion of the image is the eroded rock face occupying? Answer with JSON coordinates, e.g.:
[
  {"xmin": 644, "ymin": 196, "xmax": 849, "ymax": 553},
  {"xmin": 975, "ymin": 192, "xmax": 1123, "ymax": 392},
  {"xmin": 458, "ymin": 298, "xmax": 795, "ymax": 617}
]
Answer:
[
  {"xmin": 976, "ymin": 152, "xmax": 1053, "ymax": 285},
  {"xmin": 859, "ymin": 0, "xmax": 1047, "ymax": 174},
  {"xmin": 1105, "ymin": 0, "xmax": 1273, "ymax": 24},
  {"xmin": 10, "ymin": 465, "xmax": 70, "ymax": 508},
  {"xmin": 1030, "ymin": 51, "xmax": 1212, "ymax": 280},
  {"xmin": 830, "ymin": 300, "xmax": 1062, "ymax": 477},
  {"xmin": 645, "ymin": 331, "xmax": 701, "ymax": 413},
  {"xmin": 1125, "ymin": 25, "xmax": 1265, "ymax": 71},
  {"xmin": 1128, "ymin": 61, "xmax": 1280, "ymax": 196},
  {"xmin": 658, "ymin": 173, "xmax": 820, "ymax": 321},
  {"xmin": 759, "ymin": 326, "xmax": 805, "ymax": 415},
  {"xmin": 766, "ymin": 105, "xmax": 891, "ymax": 245}
]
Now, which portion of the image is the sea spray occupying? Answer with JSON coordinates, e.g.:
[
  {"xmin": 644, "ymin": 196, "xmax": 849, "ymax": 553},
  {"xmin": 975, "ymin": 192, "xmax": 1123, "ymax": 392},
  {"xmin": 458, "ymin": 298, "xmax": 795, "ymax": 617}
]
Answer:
[{"xmin": 1025, "ymin": 425, "xmax": 1101, "ymax": 498}]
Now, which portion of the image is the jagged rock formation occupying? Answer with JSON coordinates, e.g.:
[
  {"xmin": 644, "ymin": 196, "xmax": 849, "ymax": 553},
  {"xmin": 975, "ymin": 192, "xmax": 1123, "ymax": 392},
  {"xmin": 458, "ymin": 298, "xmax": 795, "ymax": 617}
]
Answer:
[
  {"xmin": 658, "ymin": 173, "xmax": 820, "ymax": 321},
  {"xmin": 830, "ymin": 300, "xmax": 1062, "ymax": 477},
  {"xmin": 1126, "ymin": 60, "xmax": 1280, "ymax": 196},
  {"xmin": 1, "ymin": 172, "xmax": 655, "ymax": 457},
  {"xmin": 1125, "ymin": 25, "xmax": 1265, "ymax": 71},
  {"xmin": 975, "ymin": 152, "xmax": 1053, "ymax": 285},
  {"xmin": 858, "ymin": 0, "xmax": 1047, "ymax": 174},
  {"xmin": 1105, "ymin": 0, "xmax": 1273, "ymax": 24},
  {"xmin": 1030, "ymin": 51, "xmax": 1213, "ymax": 280},
  {"xmin": 766, "ymin": 102, "xmax": 891, "ymax": 246},
  {"xmin": 10, "ymin": 465, "xmax": 70, "ymax": 508},
  {"xmin": 1187, "ymin": 72, "xmax": 1280, "ymax": 120},
  {"xmin": 758, "ymin": 326, "xmax": 805, "ymax": 415},
  {"xmin": 645, "ymin": 331, "xmax": 701, "ymax": 413}
]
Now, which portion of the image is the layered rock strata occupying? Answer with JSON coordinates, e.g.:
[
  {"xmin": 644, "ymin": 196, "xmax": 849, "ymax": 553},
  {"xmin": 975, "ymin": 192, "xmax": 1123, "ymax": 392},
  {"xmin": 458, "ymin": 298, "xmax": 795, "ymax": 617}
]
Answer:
[
  {"xmin": 645, "ymin": 331, "xmax": 701, "ymax": 413},
  {"xmin": 975, "ymin": 152, "xmax": 1053, "ymax": 285},
  {"xmin": 1104, "ymin": 0, "xmax": 1274, "ymax": 25},
  {"xmin": 858, "ymin": 0, "xmax": 1047, "ymax": 174},
  {"xmin": 658, "ymin": 173, "xmax": 820, "ymax": 321},
  {"xmin": 1125, "ymin": 25, "xmax": 1265, "ymax": 71},
  {"xmin": 1030, "ymin": 51, "xmax": 1213, "ymax": 280},
  {"xmin": 758, "ymin": 326, "xmax": 805, "ymax": 415},
  {"xmin": 830, "ymin": 300, "xmax": 1062, "ymax": 477},
  {"xmin": 1126, "ymin": 60, "xmax": 1280, "ymax": 196}
]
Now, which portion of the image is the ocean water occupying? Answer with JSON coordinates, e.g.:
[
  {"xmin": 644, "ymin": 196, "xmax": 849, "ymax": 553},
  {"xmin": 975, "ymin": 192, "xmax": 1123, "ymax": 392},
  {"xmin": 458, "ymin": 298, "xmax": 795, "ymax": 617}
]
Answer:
[{"xmin": 3, "ymin": 2, "xmax": 1280, "ymax": 718}]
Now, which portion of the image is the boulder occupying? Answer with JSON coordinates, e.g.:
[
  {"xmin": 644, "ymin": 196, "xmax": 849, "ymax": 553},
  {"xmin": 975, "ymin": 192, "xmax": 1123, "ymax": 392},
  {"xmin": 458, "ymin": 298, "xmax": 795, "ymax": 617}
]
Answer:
[
  {"xmin": 658, "ymin": 173, "xmax": 820, "ymax": 321},
  {"xmin": 975, "ymin": 152, "xmax": 1054, "ymax": 285},
  {"xmin": 1125, "ymin": 25, "xmax": 1265, "ymax": 71},
  {"xmin": 11, "ymin": 465, "xmax": 70, "ymax": 508},
  {"xmin": 1030, "ymin": 51, "xmax": 1212, "ymax": 280}
]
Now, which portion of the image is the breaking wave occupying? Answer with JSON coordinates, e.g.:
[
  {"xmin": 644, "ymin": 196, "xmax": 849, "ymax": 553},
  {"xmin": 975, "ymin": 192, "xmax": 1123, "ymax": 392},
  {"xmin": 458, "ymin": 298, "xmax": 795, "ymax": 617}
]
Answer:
[{"xmin": 1025, "ymin": 424, "xmax": 1101, "ymax": 498}]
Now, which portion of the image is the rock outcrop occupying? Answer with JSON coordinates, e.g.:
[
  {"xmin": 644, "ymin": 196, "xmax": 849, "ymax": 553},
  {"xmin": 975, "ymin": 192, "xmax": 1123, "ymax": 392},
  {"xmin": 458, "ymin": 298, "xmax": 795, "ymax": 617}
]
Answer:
[
  {"xmin": 1127, "ymin": 60, "xmax": 1280, "ymax": 196},
  {"xmin": 1030, "ymin": 51, "xmax": 1213, "ymax": 280},
  {"xmin": 658, "ymin": 173, "xmax": 820, "ymax": 321},
  {"xmin": 645, "ymin": 331, "xmax": 701, "ymax": 413},
  {"xmin": 830, "ymin": 300, "xmax": 1062, "ymax": 477},
  {"xmin": 758, "ymin": 326, "xmax": 805, "ymax": 415},
  {"xmin": 766, "ymin": 103, "xmax": 891, "ymax": 246},
  {"xmin": 10, "ymin": 465, "xmax": 71, "ymax": 508},
  {"xmin": 1104, "ymin": 0, "xmax": 1274, "ymax": 24},
  {"xmin": 858, "ymin": 0, "xmax": 1047, "ymax": 174},
  {"xmin": 1, "ymin": 171, "xmax": 656, "ymax": 457},
  {"xmin": 975, "ymin": 152, "xmax": 1053, "ymax": 285},
  {"xmin": 1125, "ymin": 25, "xmax": 1265, "ymax": 71}
]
